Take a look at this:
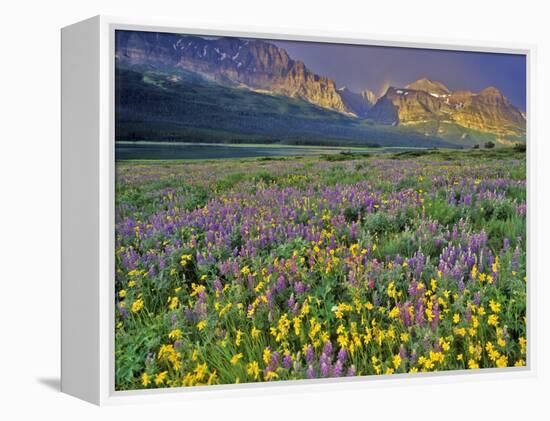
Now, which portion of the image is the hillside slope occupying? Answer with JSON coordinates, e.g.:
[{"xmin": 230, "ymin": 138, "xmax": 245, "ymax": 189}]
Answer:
[{"xmin": 115, "ymin": 68, "xmax": 457, "ymax": 148}]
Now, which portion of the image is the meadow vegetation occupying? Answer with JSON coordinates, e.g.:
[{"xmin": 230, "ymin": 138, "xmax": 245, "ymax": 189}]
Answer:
[{"xmin": 114, "ymin": 148, "xmax": 527, "ymax": 389}]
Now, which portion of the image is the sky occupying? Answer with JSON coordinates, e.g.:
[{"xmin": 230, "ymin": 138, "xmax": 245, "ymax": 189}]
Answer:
[{"xmin": 271, "ymin": 39, "xmax": 526, "ymax": 111}]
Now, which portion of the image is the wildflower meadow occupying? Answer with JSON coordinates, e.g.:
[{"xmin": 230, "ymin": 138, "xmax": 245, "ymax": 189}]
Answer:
[{"xmin": 114, "ymin": 148, "xmax": 527, "ymax": 390}]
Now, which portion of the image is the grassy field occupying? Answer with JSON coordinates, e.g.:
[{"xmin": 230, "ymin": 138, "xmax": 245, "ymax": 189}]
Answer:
[{"xmin": 114, "ymin": 148, "xmax": 526, "ymax": 389}]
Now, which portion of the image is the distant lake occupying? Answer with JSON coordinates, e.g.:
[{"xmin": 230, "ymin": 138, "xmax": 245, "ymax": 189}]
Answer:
[{"xmin": 115, "ymin": 142, "xmax": 388, "ymax": 161}]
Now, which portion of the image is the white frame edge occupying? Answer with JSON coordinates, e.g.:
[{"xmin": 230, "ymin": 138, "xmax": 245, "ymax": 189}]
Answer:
[{"xmin": 60, "ymin": 14, "xmax": 536, "ymax": 406}]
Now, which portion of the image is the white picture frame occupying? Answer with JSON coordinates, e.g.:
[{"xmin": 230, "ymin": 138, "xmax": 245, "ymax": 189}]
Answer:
[{"xmin": 61, "ymin": 15, "xmax": 535, "ymax": 405}]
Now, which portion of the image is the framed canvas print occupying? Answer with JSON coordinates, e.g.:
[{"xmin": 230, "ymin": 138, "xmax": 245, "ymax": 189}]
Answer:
[{"xmin": 61, "ymin": 16, "xmax": 532, "ymax": 405}]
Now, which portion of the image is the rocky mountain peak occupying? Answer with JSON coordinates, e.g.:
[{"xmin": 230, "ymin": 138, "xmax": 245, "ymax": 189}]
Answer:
[
  {"xmin": 368, "ymin": 80, "xmax": 525, "ymax": 141},
  {"xmin": 406, "ymin": 78, "xmax": 451, "ymax": 96},
  {"xmin": 116, "ymin": 31, "xmax": 350, "ymax": 113},
  {"xmin": 361, "ymin": 89, "xmax": 377, "ymax": 105},
  {"xmin": 116, "ymin": 31, "xmax": 526, "ymax": 144},
  {"xmin": 477, "ymin": 86, "xmax": 507, "ymax": 104}
]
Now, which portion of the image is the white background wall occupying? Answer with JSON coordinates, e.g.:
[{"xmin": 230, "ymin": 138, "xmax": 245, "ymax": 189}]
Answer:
[{"xmin": 1, "ymin": 0, "xmax": 548, "ymax": 418}]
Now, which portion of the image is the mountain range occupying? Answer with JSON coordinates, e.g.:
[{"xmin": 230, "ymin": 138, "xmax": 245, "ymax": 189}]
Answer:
[{"xmin": 115, "ymin": 31, "xmax": 526, "ymax": 147}]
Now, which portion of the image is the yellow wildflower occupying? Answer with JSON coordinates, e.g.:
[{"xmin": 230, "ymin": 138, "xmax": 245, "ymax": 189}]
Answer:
[
  {"xmin": 387, "ymin": 282, "xmax": 397, "ymax": 299},
  {"xmin": 496, "ymin": 355, "xmax": 508, "ymax": 368},
  {"xmin": 141, "ymin": 372, "xmax": 150, "ymax": 387},
  {"xmin": 439, "ymin": 338, "xmax": 451, "ymax": 352},
  {"xmin": 194, "ymin": 362, "xmax": 208, "ymax": 381},
  {"xmin": 263, "ymin": 347, "xmax": 271, "ymax": 365},
  {"xmin": 488, "ymin": 314, "xmax": 499, "ymax": 326},
  {"xmin": 293, "ymin": 316, "xmax": 302, "ymax": 336},
  {"xmin": 247, "ymin": 361, "xmax": 260, "ymax": 380},
  {"xmin": 389, "ymin": 306, "xmax": 400, "ymax": 319},
  {"xmin": 392, "ymin": 354, "xmax": 402, "ymax": 370},
  {"xmin": 265, "ymin": 371, "xmax": 279, "ymax": 381},
  {"xmin": 207, "ymin": 370, "xmax": 218, "ymax": 385},
  {"xmin": 230, "ymin": 353, "xmax": 243, "ymax": 365},
  {"xmin": 168, "ymin": 329, "xmax": 182, "ymax": 340},
  {"xmin": 168, "ymin": 296, "xmax": 179, "ymax": 310},
  {"xmin": 489, "ymin": 300, "xmax": 501, "ymax": 314},
  {"xmin": 154, "ymin": 371, "xmax": 168, "ymax": 386},
  {"xmin": 190, "ymin": 283, "xmax": 205, "ymax": 297},
  {"xmin": 251, "ymin": 326, "xmax": 261, "ymax": 339},
  {"xmin": 468, "ymin": 359, "xmax": 479, "ymax": 369},
  {"xmin": 180, "ymin": 254, "xmax": 192, "ymax": 266},
  {"xmin": 454, "ymin": 327, "xmax": 467, "ymax": 337},
  {"xmin": 131, "ymin": 298, "xmax": 144, "ymax": 313}
]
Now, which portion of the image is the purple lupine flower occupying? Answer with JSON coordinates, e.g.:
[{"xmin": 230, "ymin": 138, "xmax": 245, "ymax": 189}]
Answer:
[
  {"xmin": 289, "ymin": 260, "xmax": 297, "ymax": 274},
  {"xmin": 295, "ymin": 281, "xmax": 306, "ymax": 295},
  {"xmin": 465, "ymin": 305, "xmax": 472, "ymax": 322},
  {"xmin": 332, "ymin": 360, "xmax": 343, "ymax": 377},
  {"xmin": 213, "ymin": 278, "xmax": 223, "ymax": 294},
  {"xmin": 431, "ymin": 300, "xmax": 440, "ymax": 329},
  {"xmin": 401, "ymin": 302, "xmax": 413, "ymax": 327},
  {"xmin": 118, "ymin": 302, "xmax": 128, "ymax": 318},
  {"xmin": 409, "ymin": 352, "xmax": 418, "ymax": 366},
  {"xmin": 306, "ymin": 365, "xmax": 316, "ymax": 379},
  {"xmin": 282, "ymin": 354, "xmax": 292, "ymax": 369},
  {"xmin": 288, "ymin": 295, "xmax": 296, "ymax": 309},
  {"xmin": 270, "ymin": 351, "xmax": 280, "ymax": 368},
  {"xmin": 323, "ymin": 341, "xmax": 333, "ymax": 357},
  {"xmin": 473, "ymin": 291, "xmax": 481, "ymax": 306},
  {"xmin": 184, "ymin": 307, "xmax": 195, "ymax": 322},
  {"xmin": 320, "ymin": 361, "xmax": 330, "ymax": 378},
  {"xmin": 305, "ymin": 344, "xmax": 314, "ymax": 363},
  {"xmin": 512, "ymin": 246, "xmax": 521, "ymax": 271},
  {"xmin": 415, "ymin": 301, "xmax": 425, "ymax": 327},
  {"xmin": 265, "ymin": 288, "xmax": 275, "ymax": 308},
  {"xmin": 337, "ymin": 348, "xmax": 347, "ymax": 364},
  {"xmin": 408, "ymin": 280, "xmax": 418, "ymax": 297},
  {"xmin": 276, "ymin": 275, "xmax": 286, "ymax": 292},
  {"xmin": 319, "ymin": 352, "xmax": 330, "ymax": 366},
  {"xmin": 348, "ymin": 272, "xmax": 357, "ymax": 286},
  {"xmin": 346, "ymin": 365, "xmax": 356, "ymax": 377}
]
